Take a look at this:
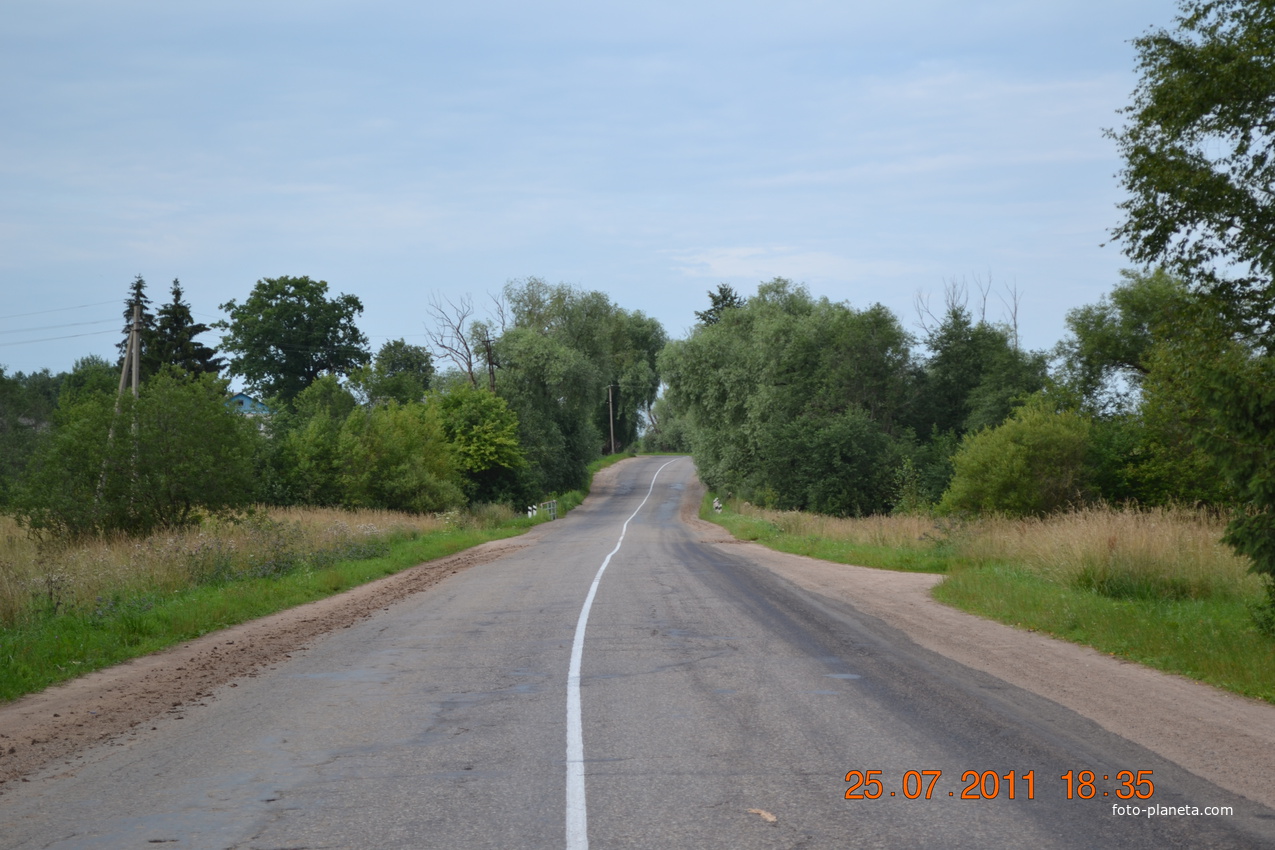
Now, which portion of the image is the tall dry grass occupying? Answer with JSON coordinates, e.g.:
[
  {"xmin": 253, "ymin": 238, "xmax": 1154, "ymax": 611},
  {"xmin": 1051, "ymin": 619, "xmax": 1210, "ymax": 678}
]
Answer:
[
  {"xmin": 740, "ymin": 504, "xmax": 937, "ymax": 549},
  {"xmin": 0, "ymin": 506, "xmax": 463, "ymax": 628},
  {"xmin": 731, "ymin": 502, "xmax": 1256, "ymax": 601}
]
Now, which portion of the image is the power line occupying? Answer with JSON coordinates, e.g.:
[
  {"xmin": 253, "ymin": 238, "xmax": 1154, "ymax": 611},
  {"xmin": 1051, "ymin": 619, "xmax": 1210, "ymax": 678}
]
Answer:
[
  {"xmin": 0, "ymin": 299, "xmax": 119, "ymax": 323},
  {"xmin": 0, "ymin": 329, "xmax": 119, "ymax": 348},
  {"xmin": 0, "ymin": 318, "xmax": 118, "ymax": 336}
]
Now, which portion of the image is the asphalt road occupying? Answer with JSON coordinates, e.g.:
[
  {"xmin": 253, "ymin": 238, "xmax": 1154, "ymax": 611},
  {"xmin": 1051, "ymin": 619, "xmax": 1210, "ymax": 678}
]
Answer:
[{"xmin": 2, "ymin": 456, "xmax": 1271, "ymax": 848}]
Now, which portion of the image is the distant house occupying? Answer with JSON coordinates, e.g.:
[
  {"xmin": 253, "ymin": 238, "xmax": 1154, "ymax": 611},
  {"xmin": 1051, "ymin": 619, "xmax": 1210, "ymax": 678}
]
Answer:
[{"xmin": 227, "ymin": 392, "xmax": 271, "ymax": 415}]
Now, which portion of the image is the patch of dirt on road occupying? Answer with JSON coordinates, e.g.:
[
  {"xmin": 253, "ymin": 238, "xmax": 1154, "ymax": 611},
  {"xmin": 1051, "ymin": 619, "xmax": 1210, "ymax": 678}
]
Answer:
[
  {"xmin": 681, "ymin": 476, "xmax": 1275, "ymax": 811},
  {"xmin": 0, "ymin": 534, "xmax": 535, "ymax": 791}
]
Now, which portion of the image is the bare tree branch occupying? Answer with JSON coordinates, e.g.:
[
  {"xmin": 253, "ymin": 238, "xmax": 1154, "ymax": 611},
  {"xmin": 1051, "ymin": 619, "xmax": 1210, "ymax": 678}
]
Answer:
[
  {"xmin": 914, "ymin": 289, "xmax": 939, "ymax": 335},
  {"xmin": 425, "ymin": 293, "xmax": 477, "ymax": 386},
  {"xmin": 997, "ymin": 280, "xmax": 1023, "ymax": 350}
]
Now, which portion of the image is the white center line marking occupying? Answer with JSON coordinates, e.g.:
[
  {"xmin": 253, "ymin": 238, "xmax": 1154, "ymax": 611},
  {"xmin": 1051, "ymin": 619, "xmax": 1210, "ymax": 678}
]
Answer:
[{"xmin": 566, "ymin": 458, "xmax": 680, "ymax": 850}]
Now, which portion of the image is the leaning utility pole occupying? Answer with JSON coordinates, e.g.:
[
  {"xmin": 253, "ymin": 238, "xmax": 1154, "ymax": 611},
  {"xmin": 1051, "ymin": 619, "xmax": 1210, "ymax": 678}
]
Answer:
[
  {"xmin": 116, "ymin": 302, "xmax": 142, "ymax": 399},
  {"xmin": 98, "ymin": 301, "xmax": 142, "ymax": 513}
]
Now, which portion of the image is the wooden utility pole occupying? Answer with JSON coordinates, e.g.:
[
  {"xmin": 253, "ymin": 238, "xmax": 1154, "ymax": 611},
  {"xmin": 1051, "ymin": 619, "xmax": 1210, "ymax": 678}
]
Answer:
[
  {"xmin": 116, "ymin": 302, "xmax": 142, "ymax": 399},
  {"xmin": 99, "ymin": 302, "xmax": 142, "ymax": 510}
]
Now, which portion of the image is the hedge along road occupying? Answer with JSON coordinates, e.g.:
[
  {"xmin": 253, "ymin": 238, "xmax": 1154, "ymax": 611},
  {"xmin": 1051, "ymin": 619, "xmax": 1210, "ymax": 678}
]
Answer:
[{"xmin": 0, "ymin": 457, "xmax": 1271, "ymax": 848}]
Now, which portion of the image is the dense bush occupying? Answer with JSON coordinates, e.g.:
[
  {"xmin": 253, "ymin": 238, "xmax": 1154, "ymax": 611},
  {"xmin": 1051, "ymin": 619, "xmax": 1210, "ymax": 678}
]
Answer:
[
  {"xmin": 12, "ymin": 370, "xmax": 260, "ymax": 538},
  {"xmin": 337, "ymin": 402, "xmax": 465, "ymax": 513},
  {"xmin": 940, "ymin": 398, "xmax": 1090, "ymax": 517}
]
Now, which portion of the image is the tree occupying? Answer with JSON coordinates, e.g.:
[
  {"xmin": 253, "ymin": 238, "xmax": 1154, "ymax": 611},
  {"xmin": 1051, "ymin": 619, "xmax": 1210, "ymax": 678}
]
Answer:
[
  {"xmin": 939, "ymin": 397, "xmax": 1091, "ymax": 517},
  {"xmin": 694, "ymin": 284, "xmax": 746, "ymax": 325},
  {"xmin": 12, "ymin": 370, "xmax": 259, "ymax": 538},
  {"xmin": 911, "ymin": 302, "xmax": 1047, "ymax": 437},
  {"xmin": 216, "ymin": 276, "xmax": 370, "ymax": 402},
  {"xmin": 434, "ymin": 384, "xmax": 527, "ymax": 504},
  {"xmin": 1055, "ymin": 269, "xmax": 1191, "ymax": 406},
  {"xmin": 661, "ymin": 278, "xmax": 915, "ymax": 512},
  {"xmin": 1108, "ymin": 0, "xmax": 1275, "ymax": 338},
  {"xmin": 337, "ymin": 402, "xmax": 464, "ymax": 513},
  {"xmin": 0, "ymin": 368, "xmax": 56, "ymax": 507},
  {"xmin": 146, "ymin": 279, "xmax": 223, "ymax": 377},
  {"xmin": 350, "ymin": 338, "xmax": 434, "ymax": 405},
  {"xmin": 757, "ymin": 408, "xmax": 900, "ymax": 516},
  {"xmin": 1054, "ymin": 271, "xmax": 1228, "ymax": 506},
  {"xmin": 58, "ymin": 355, "xmax": 117, "ymax": 404},
  {"xmin": 116, "ymin": 275, "xmax": 156, "ymax": 376},
  {"xmin": 271, "ymin": 376, "xmax": 359, "ymax": 506}
]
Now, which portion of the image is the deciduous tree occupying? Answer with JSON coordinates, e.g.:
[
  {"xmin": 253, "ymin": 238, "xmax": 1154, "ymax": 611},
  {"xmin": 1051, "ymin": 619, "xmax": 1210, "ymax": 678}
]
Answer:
[{"xmin": 217, "ymin": 276, "xmax": 370, "ymax": 402}]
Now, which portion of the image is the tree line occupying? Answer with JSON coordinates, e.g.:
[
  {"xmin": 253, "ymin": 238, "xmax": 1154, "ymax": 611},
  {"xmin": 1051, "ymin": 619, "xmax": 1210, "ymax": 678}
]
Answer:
[
  {"xmin": 0, "ymin": 275, "xmax": 663, "ymax": 538},
  {"xmin": 656, "ymin": 0, "xmax": 1275, "ymax": 624}
]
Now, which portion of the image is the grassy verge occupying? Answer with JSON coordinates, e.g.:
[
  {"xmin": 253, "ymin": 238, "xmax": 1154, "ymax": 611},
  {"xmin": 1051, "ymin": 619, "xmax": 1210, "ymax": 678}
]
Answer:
[
  {"xmin": 933, "ymin": 565, "xmax": 1275, "ymax": 702},
  {"xmin": 700, "ymin": 493, "xmax": 954, "ymax": 573},
  {"xmin": 0, "ymin": 521, "xmax": 533, "ymax": 701},
  {"xmin": 701, "ymin": 494, "xmax": 1275, "ymax": 703},
  {"xmin": 0, "ymin": 453, "xmax": 639, "ymax": 702}
]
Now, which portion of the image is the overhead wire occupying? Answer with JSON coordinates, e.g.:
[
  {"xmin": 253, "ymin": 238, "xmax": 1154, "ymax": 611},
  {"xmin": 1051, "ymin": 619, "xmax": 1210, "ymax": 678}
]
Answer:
[
  {"xmin": 0, "ymin": 318, "xmax": 119, "ymax": 335},
  {"xmin": 0, "ymin": 329, "xmax": 120, "ymax": 348},
  {"xmin": 0, "ymin": 299, "xmax": 119, "ymax": 323}
]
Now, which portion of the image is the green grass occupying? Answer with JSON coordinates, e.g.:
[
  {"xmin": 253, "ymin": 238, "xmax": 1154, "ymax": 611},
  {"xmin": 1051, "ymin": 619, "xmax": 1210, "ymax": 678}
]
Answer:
[
  {"xmin": 934, "ymin": 566, "xmax": 1275, "ymax": 703},
  {"xmin": 701, "ymin": 493, "xmax": 951, "ymax": 573},
  {"xmin": 0, "ymin": 523, "xmax": 531, "ymax": 701},
  {"xmin": 0, "ymin": 454, "xmax": 644, "ymax": 702},
  {"xmin": 700, "ymin": 492, "xmax": 1275, "ymax": 704}
]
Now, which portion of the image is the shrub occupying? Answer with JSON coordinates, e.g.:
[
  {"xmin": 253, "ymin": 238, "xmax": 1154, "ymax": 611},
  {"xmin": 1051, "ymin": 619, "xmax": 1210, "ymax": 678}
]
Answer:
[
  {"xmin": 940, "ymin": 397, "xmax": 1090, "ymax": 516},
  {"xmin": 11, "ymin": 370, "xmax": 259, "ymax": 539}
]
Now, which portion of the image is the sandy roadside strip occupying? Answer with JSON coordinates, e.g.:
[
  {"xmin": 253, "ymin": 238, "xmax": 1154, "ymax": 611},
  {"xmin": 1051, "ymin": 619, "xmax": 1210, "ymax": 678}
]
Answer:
[
  {"xmin": 678, "ymin": 479, "xmax": 1275, "ymax": 811},
  {"xmin": 0, "ymin": 532, "xmax": 541, "ymax": 790}
]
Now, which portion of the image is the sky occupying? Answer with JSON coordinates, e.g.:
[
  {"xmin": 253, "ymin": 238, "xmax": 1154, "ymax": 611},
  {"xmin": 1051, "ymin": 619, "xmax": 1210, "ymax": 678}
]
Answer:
[{"xmin": 0, "ymin": 1, "xmax": 1178, "ymax": 379}]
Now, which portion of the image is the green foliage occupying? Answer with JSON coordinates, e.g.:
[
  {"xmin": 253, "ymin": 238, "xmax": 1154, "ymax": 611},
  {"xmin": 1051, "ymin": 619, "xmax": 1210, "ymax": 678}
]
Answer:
[
  {"xmin": 0, "ymin": 368, "xmax": 59, "ymax": 507},
  {"xmin": 145, "ymin": 279, "xmax": 223, "ymax": 377},
  {"xmin": 477, "ymin": 279, "xmax": 665, "ymax": 495},
  {"xmin": 337, "ymin": 402, "xmax": 464, "ymax": 513},
  {"xmin": 694, "ymin": 283, "xmax": 746, "ymax": 325},
  {"xmin": 1174, "ymin": 333, "xmax": 1275, "ymax": 580},
  {"xmin": 11, "ymin": 370, "xmax": 259, "ymax": 538},
  {"xmin": 757, "ymin": 408, "xmax": 901, "ymax": 516},
  {"xmin": 496, "ymin": 278, "xmax": 665, "ymax": 458},
  {"xmin": 1109, "ymin": 0, "xmax": 1275, "ymax": 334},
  {"xmin": 58, "ymin": 355, "xmax": 117, "ymax": 404},
  {"xmin": 662, "ymin": 278, "xmax": 915, "ymax": 513},
  {"xmin": 494, "ymin": 325, "xmax": 599, "ymax": 495},
  {"xmin": 897, "ymin": 430, "xmax": 961, "ymax": 511},
  {"xmin": 640, "ymin": 395, "xmax": 692, "ymax": 453},
  {"xmin": 1055, "ymin": 269, "xmax": 1191, "ymax": 407},
  {"xmin": 350, "ymin": 338, "xmax": 434, "ymax": 405},
  {"xmin": 940, "ymin": 397, "xmax": 1091, "ymax": 517},
  {"xmin": 913, "ymin": 303, "xmax": 1047, "ymax": 436},
  {"xmin": 434, "ymin": 384, "xmax": 527, "ymax": 504},
  {"xmin": 269, "ymin": 377, "xmax": 358, "ymax": 506},
  {"xmin": 1107, "ymin": 1, "xmax": 1275, "ymax": 634},
  {"xmin": 217, "ymin": 275, "xmax": 370, "ymax": 402}
]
